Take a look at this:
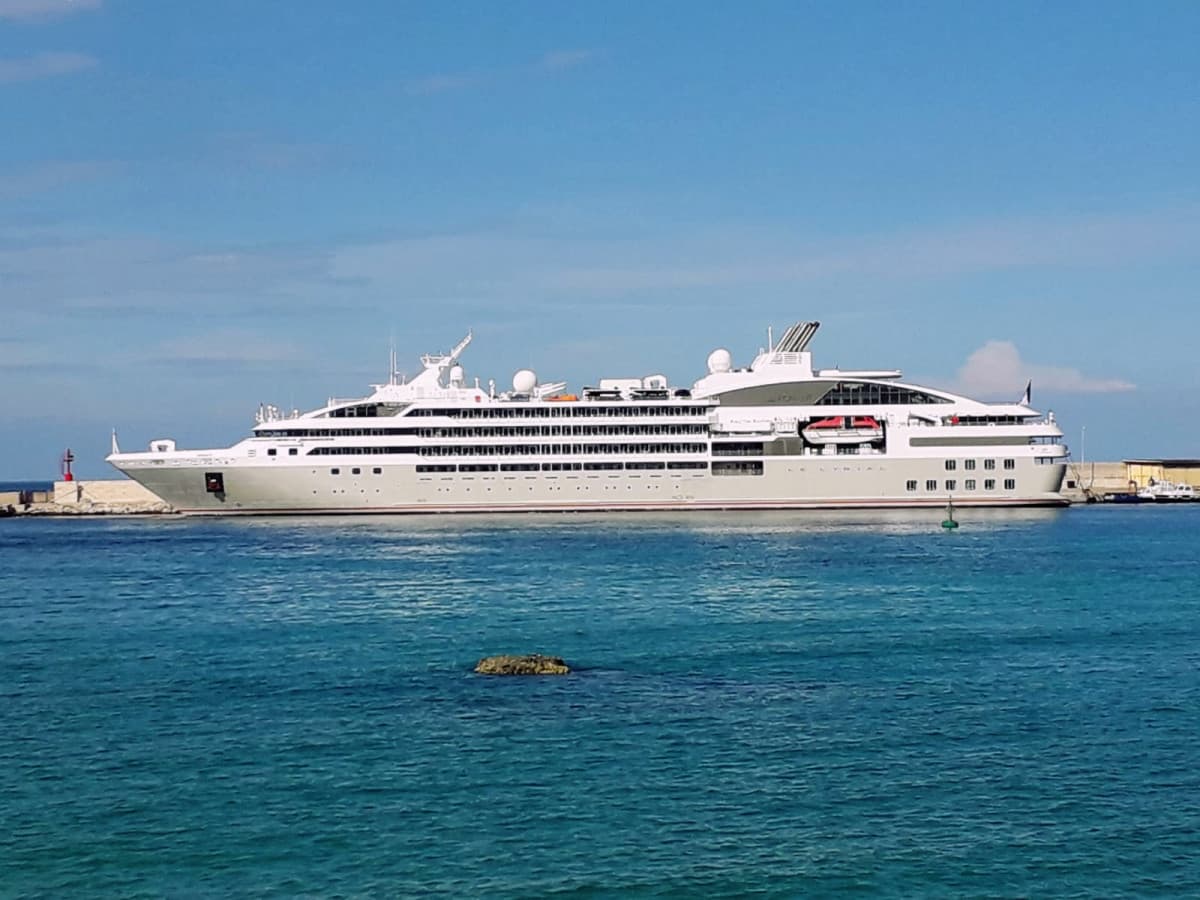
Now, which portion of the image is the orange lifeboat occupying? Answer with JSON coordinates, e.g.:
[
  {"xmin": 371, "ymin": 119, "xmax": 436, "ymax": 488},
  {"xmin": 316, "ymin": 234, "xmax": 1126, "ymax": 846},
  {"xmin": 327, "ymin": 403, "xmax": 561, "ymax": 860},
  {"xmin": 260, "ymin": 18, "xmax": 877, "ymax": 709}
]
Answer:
[{"xmin": 802, "ymin": 415, "xmax": 884, "ymax": 445}]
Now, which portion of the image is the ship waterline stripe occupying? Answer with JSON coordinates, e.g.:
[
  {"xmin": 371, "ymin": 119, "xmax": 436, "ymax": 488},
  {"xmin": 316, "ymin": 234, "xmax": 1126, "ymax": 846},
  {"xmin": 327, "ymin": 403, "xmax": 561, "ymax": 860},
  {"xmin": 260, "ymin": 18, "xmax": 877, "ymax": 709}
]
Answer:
[{"xmin": 174, "ymin": 496, "xmax": 1067, "ymax": 515}]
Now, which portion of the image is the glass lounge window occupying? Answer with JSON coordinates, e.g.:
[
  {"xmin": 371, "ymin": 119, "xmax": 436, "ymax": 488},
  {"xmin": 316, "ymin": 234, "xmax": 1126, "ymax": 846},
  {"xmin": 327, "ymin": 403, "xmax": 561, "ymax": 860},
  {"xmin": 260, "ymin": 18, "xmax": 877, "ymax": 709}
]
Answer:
[{"xmin": 712, "ymin": 461, "xmax": 763, "ymax": 476}]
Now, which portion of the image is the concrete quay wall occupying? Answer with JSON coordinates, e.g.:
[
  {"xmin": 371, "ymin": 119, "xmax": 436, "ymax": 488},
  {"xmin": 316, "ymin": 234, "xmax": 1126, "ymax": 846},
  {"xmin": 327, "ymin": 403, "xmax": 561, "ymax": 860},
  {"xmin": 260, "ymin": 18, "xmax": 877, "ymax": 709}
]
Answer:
[
  {"xmin": 1060, "ymin": 462, "xmax": 1133, "ymax": 503},
  {"xmin": 0, "ymin": 489, "xmax": 51, "ymax": 506}
]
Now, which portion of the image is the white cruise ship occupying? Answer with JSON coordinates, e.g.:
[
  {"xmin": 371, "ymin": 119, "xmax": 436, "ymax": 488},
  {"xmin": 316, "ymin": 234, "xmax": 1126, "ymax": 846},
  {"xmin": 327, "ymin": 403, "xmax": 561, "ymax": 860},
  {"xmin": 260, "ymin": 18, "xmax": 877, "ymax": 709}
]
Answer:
[{"xmin": 107, "ymin": 322, "xmax": 1069, "ymax": 514}]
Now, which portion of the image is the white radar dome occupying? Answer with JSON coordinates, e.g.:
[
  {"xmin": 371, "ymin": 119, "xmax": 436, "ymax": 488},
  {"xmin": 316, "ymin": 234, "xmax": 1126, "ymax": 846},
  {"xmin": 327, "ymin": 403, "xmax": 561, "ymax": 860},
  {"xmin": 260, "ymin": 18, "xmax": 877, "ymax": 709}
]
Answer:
[
  {"xmin": 706, "ymin": 348, "xmax": 732, "ymax": 374},
  {"xmin": 449, "ymin": 365, "xmax": 465, "ymax": 386},
  {"xmin": 512, "ymin": 369, "xmax": 537, "ymax": 393}
]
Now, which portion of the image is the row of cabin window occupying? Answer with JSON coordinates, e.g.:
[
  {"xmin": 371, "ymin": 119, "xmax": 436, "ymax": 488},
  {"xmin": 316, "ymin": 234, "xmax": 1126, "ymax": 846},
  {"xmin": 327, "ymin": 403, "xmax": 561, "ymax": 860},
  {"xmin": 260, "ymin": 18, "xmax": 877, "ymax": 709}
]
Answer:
[
  {"xmin": 259, "ymin": 424, "xmax": 711, "ymax": 438},
  {"xmin": 944, "ymin": 458, "xmax": 1016, "ymax": 471},
  {"xmin": 414, "ymin": 461, "xmax": 711, "ymax": 474},
  {"xmin": 712, "ymin": 461, "xmax": 764, "ymax": 476},
  {"xmin": 417, "ymin": 442, "xmax": 709, "ymax": 457},
  {"xmin": 408, "ymin": 406, "xmax": 708, "ymax": 419},
  {"xmin": 310, "ymin": 442, "xmax": 711, "ymax": 457},
  {"xmin": 907, "ymin": 479, "xmax": 1015, "ymax": 491},
  {"xmin": 328, "ymin": 467, "xmax": 384, "ymax": 475},
  {"xmin": 418, "ymin": 424, "xmax": 709, "ymax": 437},
  {"xmin": 946, "ymin": 415, "xmax": 1029, "ymax": 425},
  {"xmin": 309, "ymin": 445, "xmax": 705, "ymax": 457},
  {"xmin": 712, "ymin": 442, "xmax": 765, "ymax": 456}
]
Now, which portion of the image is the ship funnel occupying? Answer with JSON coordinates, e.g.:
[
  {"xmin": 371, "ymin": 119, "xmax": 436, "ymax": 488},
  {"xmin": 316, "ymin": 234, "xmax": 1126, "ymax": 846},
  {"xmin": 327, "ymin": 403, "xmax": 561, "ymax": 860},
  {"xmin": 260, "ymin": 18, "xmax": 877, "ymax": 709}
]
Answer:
[{"xmin": 776, "ymin": 321, "xmax": 820, "ymax": 353}]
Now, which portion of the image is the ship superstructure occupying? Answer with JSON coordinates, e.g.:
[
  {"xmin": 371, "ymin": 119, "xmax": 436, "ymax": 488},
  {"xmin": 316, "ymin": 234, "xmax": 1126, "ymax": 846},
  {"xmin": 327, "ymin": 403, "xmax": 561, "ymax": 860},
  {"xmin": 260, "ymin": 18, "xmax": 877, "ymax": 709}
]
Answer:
[{"xmin": 107, "ymin": 322, "xmax": 1069, "ymax": 513}]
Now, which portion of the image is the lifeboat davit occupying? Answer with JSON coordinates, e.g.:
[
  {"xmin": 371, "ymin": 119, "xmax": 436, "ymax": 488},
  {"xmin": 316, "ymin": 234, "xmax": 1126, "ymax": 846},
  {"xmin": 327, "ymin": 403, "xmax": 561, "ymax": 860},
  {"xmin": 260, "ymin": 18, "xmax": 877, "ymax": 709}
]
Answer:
[{"xmin": 802, "ymin": 415, "xmax": 884, "ymax": 445}]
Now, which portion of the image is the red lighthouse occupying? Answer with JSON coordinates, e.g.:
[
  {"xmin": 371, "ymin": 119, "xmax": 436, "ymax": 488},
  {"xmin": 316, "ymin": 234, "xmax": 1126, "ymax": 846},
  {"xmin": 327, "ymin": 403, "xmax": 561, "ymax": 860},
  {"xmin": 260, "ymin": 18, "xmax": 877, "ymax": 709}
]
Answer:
[{"xmin": 62, "ymin": 448, "xmax": 75, "ymax": 482}]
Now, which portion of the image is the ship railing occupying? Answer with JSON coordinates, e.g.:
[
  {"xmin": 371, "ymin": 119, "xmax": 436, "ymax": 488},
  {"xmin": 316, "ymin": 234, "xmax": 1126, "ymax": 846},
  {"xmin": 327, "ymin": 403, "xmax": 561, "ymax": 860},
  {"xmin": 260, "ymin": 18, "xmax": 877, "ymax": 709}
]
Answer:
[
  {"xmin": 905, "ymin": 417, "xmax": 1059, "ymax": 428},
  {"xmin": 760, "ymin": 352, "xmax": 806, "ymax": 366},
  {"xmin": 256, "ymin": 404, "xmax": 301, "ymax": 424}
]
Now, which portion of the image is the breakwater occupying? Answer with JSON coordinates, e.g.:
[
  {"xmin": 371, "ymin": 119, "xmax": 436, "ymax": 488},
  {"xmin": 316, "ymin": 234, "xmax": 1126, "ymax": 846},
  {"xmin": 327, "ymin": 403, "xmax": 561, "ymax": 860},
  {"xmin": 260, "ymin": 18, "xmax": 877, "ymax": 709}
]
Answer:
[{"xmin": 1, "ymin": 480, "xmax": 173, "ymax": 516}]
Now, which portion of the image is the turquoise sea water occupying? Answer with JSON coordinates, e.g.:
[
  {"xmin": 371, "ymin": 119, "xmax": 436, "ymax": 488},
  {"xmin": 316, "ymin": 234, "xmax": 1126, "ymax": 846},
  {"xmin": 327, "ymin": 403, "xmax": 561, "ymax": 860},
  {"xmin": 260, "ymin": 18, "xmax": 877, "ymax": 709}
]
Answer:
[{"xmin": 2, "ymin": 507, "xmax": 1199, "ymax": 897}]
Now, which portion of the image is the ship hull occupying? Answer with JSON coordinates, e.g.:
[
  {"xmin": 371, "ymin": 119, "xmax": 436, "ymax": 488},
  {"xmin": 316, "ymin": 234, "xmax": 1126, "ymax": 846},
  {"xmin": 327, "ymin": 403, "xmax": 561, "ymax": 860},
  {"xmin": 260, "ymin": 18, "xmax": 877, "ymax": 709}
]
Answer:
[{"xmin": 112, "ymin": 457, "xmax": 1068, "ymax": 515}]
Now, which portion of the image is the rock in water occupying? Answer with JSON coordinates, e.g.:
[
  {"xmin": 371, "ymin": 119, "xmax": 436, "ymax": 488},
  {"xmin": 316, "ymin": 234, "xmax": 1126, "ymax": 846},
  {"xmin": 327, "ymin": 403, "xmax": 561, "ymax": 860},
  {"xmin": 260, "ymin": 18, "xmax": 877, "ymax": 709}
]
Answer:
[{"xmin": 474, "ymin": 654, "xmax": 571, "ymax": 676}]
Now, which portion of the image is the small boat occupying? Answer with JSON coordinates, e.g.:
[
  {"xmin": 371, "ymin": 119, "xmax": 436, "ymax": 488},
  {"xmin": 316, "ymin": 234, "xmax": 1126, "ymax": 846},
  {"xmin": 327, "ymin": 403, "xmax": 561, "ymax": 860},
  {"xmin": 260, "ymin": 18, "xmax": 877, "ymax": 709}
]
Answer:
[
  {"xmin": 802, "ymin": 415, "xmax": 884, "ymax": 445},
  {"xmin": 1107, "ymin": 492, "xmax": 1149, "ymax": 504},
  {"xmin": 1137, "ymin": 480, "xmax": 1198, "ymax": 502}
]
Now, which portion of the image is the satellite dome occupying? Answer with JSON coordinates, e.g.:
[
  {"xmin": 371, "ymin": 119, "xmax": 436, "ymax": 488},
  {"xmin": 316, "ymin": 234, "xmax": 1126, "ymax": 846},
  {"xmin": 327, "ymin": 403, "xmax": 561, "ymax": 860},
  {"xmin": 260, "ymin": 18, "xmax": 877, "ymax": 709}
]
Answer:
[
  {"xmin": 706, "ymin": 348, "xmax": 732, "ymax": 374},
  {"xmin": 449, "ymin": 365, "xmax": 465, "ymax": 386},
  {"xmin": 512, "ymin": 369, "xmax": 537, "ymax": 393}
]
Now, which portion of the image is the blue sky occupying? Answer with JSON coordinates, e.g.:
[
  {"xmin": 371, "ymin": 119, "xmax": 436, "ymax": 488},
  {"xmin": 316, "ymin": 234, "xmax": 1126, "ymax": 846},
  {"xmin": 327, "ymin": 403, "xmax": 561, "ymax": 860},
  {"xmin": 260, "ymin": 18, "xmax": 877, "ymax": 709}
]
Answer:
[{"xmin": 2, "ymin": 0, "xmax": 1198, "ymax": 478}]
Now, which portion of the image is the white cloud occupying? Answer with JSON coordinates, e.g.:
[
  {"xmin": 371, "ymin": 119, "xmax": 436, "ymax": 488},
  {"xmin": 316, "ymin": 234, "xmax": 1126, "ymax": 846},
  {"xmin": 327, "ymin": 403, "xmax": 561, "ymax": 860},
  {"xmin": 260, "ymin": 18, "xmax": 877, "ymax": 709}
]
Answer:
[
  {"xmin": 0, "ymin": 231, "xmax": 340, "ymax": 314},
  {"xmin": 0, "ymin": 51, "xmax": 97, "ymax": 84},
  {"xmin": 0, "ymin": 160, "xmax": 114, "ymax": 198},
  {"xmin": 327, "ymin": 206, "xmax": 1200, "ymax": 301},
  {"xmin": 0, "ymin": 0, "xmax": 101, "ymax": 22},
  {"xmin": 205, "ymin": 131, "xmax": 336, "ymax": 170},
  {"xmin": 955, "ymin": 340, "xmax": 1135, "ymax": 396},
  {"xmin": 539, "ymin": 49, "xmax": 599, "ymax": 71},
  {"xmin": 403, "ymin": 72, "xmax": 482, "ymax": 97},
  {"xmin": 404, "ymin": 48, "xmax": 601, "ymax": 96},
  {"xmin": 0, "ymin": 207, "xmax": 1193, "ymax": 384},
  {"xmin": 152, "ymin": 330, "xmax": 305, "ymax": 366}
]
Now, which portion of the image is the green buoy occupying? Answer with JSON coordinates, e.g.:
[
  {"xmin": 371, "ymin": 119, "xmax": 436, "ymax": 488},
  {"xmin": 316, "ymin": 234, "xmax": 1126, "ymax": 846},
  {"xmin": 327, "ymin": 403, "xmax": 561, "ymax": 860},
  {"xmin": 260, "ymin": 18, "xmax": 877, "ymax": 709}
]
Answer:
[{"xmin": 941, "ymin": 497, "xmax": 959, "ymax": 530}]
